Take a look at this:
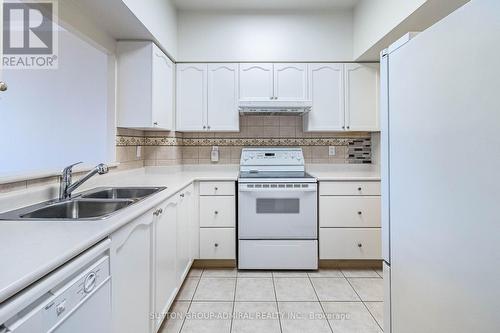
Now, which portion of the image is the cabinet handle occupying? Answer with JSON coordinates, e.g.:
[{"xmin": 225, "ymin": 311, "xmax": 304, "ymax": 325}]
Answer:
[
  {"xmin": 214, "ymin": 211, "xmax": 219, "ymax": 215},
  {"xmin": 159, "ymin": 208, "xmax": 163, "ymax": 214},
  {"xmin": 214, "ymin": 187, "xmax": 218, "ymax": 191},
  {"xmin": 358, "ymin": 211, "xmax": 362, "ymax": 215},
  {"xmin": 180, "ymin": 193, "xmax": 185, "ymax": 198},
  {"xmin": 207, "ymin": 125, "xmax": 211, "ymax": 130},
  {"xmin": 214, "ymin": 243, "xmax": 219, "ymax": 247},
  {"xmin": 203, "ymin": 125, "xmax": 206, "ymax": 129},
  {"xmin": 347, "ymin": 126, "xmax": 350, "ymax": 130},
  {"xmin": 357, "ymin": 187, "xmax": 362, "ymax": 191},
  {"xmin": 153, "ymin": 210, "xmax": 158, "ymax": 216},
  {"xmin": 269, "ymin": 96, "xmax": 273, "ymax": 100},
  {"xmin": 342, "ymin": 126, "xmax": 345, "ymax": 129},
  {"xmin": 358, "ymin": 243, "xmax": 363, "ymax": 248},
  {"xmin": 0, "ymin": 81, "xmax": 7, "ymax": 92},
  {"xmin": 154, "ymin": 122, "xmax": 158, "ymax": 126}
]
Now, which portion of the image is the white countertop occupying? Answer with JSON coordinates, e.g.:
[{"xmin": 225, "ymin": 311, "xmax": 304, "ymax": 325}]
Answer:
[{"xmin": 0, "ymin": 164, "xmax": 379, "ymax": 304}]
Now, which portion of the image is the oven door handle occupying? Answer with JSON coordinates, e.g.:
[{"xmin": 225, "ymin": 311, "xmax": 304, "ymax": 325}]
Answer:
[{"xmin": 239, "ymin": 186, "xmax": 317, "ymax": 192}]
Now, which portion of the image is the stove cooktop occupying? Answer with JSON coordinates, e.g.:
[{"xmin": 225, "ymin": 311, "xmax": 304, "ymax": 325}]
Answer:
[{"xmin": 239, "ymin": 171, "xmax": 315, "ymax": 179}]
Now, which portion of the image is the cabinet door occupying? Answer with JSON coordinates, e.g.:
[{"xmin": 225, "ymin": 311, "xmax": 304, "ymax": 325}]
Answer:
[
  {"xmin": 152, "ymin": 44, "xmax": 174, "ymax": 130},
  {"xmin": 207, "ymin": 64, "xmax": 239, "ymax": 131},
  {"xmin": 239, "ymin": 63, "xmax": 273, "ymax": 101},
  {"xmin": 345, "ymin": 63, "xmax": 379, "ymax": 131},
  {"xmin": 304, "ymin": 63, "xmax": 344, "ymax": 131},
  {"xmin": 274, "ymin": 63, "xmax": 308, "ymax": 100},
  {"xmin": 154, "ymin": 198, "xmax": 178, "ymax": 331},
  {"xmin": 111, "ymin": 211, "xmax": 154, "ymax": 333},
  {"xmin": 176, "ymin": 186, "xmax": 193, "ymax": 283},
  {"xmin": 176, "ymin": 64, "xmax": 207, "ymax": 131}
]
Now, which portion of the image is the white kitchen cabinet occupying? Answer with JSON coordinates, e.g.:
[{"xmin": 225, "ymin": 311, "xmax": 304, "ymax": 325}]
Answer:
[
  {"xmin": 177, "ymin": 64, "xmax": 239, "ymax": 131},
  {"xmin": 117, "ymin": 41, "xmax": 174, "ymax": 130},
  {"xmin": 110, "ymin": 209, "xmax": 154, "ymax": 333},
  {"xmin": 320, "ymin": 196, "xmax": 381, "ymax": 228},
  {"xmin": 200, "ymin": 228, "xmax": 236, "ymax": 259},
  {"xmin": 207, "ymin": 63, "xmax": 239, "ymax": 131},
  {"xmin": 345, "ymin": 63, "xmax": 379, "ymax": 131},
  {"xmin": 176, "ymin": 185, "xmax": 194, "ymax": 283},
  {"xmin": 320, "ymin": 228, "xmax": 382, "ymax": 259},
  {"xmin": 274, "ymin": 63, "xmax": 308, "ymax": 100},
  {"xmin": 239, "ymin": 63, "xmax": 274, "ymax": 101},
  {"xmin": 200, "ymin": 196, "xmax": 235, "ymax": 227},
  {"xmin": 176, "ymin": 63, "xmax": 207, "ymax": 131},
  {"xmin": 303, "ymin": 63, "xmax": 345, "ymax": 131},
  {"xmin": 154, "ymin": 198, "xmax": 178, "ymax": 331}
]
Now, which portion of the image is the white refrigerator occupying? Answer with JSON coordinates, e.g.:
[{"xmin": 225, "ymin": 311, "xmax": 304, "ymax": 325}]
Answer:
[{"xmin": 381, "ymin": 0, "xmax": 500, "ymax": 332}]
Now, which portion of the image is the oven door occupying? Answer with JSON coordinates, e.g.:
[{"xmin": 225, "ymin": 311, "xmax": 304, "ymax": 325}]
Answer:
[{"xmin": 238, "ymin": 182, "xmax": 317, "ymax": 239}]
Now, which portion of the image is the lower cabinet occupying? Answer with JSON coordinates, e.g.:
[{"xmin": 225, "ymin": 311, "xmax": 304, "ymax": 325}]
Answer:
[
  {"xmin": 110, "ymin": 209, "xmax": 155, "ymax": 333},
  {"xmin": 319, "ymin": 180, "xmax": 382, "ymax": 260},
  {"xmin": 154, "ymin": 197, "xmax": 178, "ymax": 331},
  {"xmin": 110, "ymin": 184, "xmax": 197, "ymax": 333}
]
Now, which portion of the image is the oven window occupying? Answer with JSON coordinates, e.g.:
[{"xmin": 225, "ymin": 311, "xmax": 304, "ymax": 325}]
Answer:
[{"xmin": 256, "ymin": 198, "xmax": 300, "ymax": 214}]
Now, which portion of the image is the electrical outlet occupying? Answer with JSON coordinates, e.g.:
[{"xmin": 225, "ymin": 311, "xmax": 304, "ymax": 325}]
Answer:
[
  {"xmin": 136, "ymin": 146, "xmax": 142, "ymax": 158},
  {"xmin": 329, "ymin": 146, "xmax": 336, "ymax": 156}
]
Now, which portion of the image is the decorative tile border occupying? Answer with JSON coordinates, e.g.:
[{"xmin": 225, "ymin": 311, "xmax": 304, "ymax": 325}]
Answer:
[{"xmin": 117, "ymin": 136, "xmax": 368, "ymax": 147}]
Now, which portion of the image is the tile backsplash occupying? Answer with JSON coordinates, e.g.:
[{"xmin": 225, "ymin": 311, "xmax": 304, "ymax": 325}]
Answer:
[{"xmin": 116, "ymin": 116, "xmax": 372, "ymax": 166}]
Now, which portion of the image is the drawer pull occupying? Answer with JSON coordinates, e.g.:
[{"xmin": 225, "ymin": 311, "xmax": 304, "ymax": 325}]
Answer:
[
  {"xmin": 214, "ymin": 211, "xmax": 219, "ymax": 215},
  {"xmin": 357, "ymin": 243, "xmax": 363, "ymax": 248},
  {"xmin": 214, "ymin": 243, "xmax": 219, "ymax": 247},
  {"xmin": 358, "ymin": 211, "xmax": 362, "ymax": 215},
  {"xmin": 214, "ymin": 187, "xmax": 218, "ymax": 191},
  {"xmin": 358, "ymin": 187, "xmax": 362, "ymax": 191}
]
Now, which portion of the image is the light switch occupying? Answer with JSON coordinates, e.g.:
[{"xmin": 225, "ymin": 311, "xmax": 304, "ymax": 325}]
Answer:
[{"xmin": 329, "ymin": 146, "xmax": 336, "ymax": 156}]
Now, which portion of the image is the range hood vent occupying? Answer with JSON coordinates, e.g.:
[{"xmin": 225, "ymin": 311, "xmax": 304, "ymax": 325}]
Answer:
[{"xmin": 239, "ymin": 100, "xmax": 312, "ymax": 116}]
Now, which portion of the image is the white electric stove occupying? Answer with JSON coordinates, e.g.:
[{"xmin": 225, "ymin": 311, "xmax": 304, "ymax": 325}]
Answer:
[{"xmin": 238, "ymin": 148, "xmax": 318, "ymax": 270}]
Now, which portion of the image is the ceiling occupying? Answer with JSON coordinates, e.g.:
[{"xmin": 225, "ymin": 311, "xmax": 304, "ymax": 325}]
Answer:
[{"xmin": 173, "ymin": 0, "xmax": 359, "ymax": 11}]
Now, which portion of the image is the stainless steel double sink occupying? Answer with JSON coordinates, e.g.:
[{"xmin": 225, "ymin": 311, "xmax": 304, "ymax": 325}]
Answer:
[{"xmin": 0, "ymin": 187, "xmax": 166, "ymax": 221}]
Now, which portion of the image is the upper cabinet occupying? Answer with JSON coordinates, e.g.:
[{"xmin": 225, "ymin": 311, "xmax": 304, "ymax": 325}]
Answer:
[
  {"xmin": 345, "ymin": 63, "xmax": 379, "ymax": 131},
  {"xmin": 239, "ymin": 63, "xmax": 308, "ymax": 101},
  {"xmin": 177, "ymin": 63, "xmax": 239, "ymax": 132},
  {"xmin": 176, "ymin": 64, "xmax": 207, "ymax": 131},
  {"xmin": 304, "ymin": 63, "xmax": 345, "ymax": 131},
  {"xmin": 239, "ymin": 63, "xmax": 274, "ymax": 101},
  {"xmin": 274, "ymin": 63, "xmax": 308, "ymax": 101},
  {"xmin": 304, "ymin": 63, "xmax": 379, "ymax": 132},
  {"xmin": 208, "ymin": 64, "xmax": 239, "ymax": 131},
  {"xmin": 117, "ymin": 41, "xmax": 174, "ymax": 131}
]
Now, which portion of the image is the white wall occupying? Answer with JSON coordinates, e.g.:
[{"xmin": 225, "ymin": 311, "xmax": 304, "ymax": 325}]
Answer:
[
  {"xmin": 177, "ymin": 10, "xmax": 353, "ymax": 62},
  {"xmin": 353, "ymin": 0, "xmax": 426, "ymax": 59},
  {"xmin": 122, "ymin": 0, "xmax": 178, "ymax": 59}
]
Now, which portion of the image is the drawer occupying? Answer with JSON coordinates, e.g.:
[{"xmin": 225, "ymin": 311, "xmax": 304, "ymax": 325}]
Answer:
[
  {"xmin": 320, "ymin": 181, "xmax": 381, "ymax": 196},
  {"xmin": 319, "ymin": 228, "xmax": 381, "ymax": 259},
  {"xmin": 200, "ymin": 196, "xmax": 235, "ymax": 227},
  {"xmin": 200, "ymin": 228, "xmax": 235, "ymax": 259},
  {"xmin": 200, "ymin": 181, "xmax": 235, "ymax": 196},
  {"xmin": 239, "ymin": 240, "xmax": 318, "ymax": 270},
  {"xmin": 320, "ymin": 196, "xmax": 381, "ymax": 227}
]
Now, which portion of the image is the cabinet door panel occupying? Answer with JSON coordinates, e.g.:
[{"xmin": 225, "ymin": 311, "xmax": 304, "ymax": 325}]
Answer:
[
  {"xmin": 274, "ymin": 63, "xmax": 308, "ymax": 100},
  {"xmin": 239, "ymin": 63, "xmax": 273, "ymax": 101},
  {"xmin": 176, "ymin": 64, "xmax": 207, "ymax": 131},
  {"xmin": 177, "ymin": 187, "xmax": 193, "ymax": 283},
  {"xmin": 111, "ymin": 212, "xmax": 154, "ymax": 333},
  {"xmin": 208, "ymin": 64, "xmax": 239, "ymax": 131},
  {"xmin": 345, "ymin": 63, "xmax": 379, "ymax": 131},
  {"xmin": 154, "ymin": 199, "xmax": 178, "ymax": 330},
  {"xmin": 152, "ymin": 45, "xmax": 174, "ymax": 130},
  {"xmin": 304, "ymin": 63, "xmax": 344, "ymax": 131}
]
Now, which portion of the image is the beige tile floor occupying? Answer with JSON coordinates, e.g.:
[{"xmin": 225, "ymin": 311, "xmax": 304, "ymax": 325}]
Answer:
[{"xmin": 160, "ymin": 268, "xmax": 384, "ymax": 333}]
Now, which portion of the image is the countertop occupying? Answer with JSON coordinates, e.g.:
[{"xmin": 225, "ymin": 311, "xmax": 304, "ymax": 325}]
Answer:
[{"xmin": 0, "ymin": 164, "xmax": 379, "ymax": 305}]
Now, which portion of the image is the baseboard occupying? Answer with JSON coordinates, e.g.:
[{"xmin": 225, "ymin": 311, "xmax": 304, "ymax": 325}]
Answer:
[
  {"xmin": 192, "ymin": 259, "xmax": 237, "ymax": 268},
  {"xmin": 319, "ymin": 259, "xmax": 383, "ymax": 269}
]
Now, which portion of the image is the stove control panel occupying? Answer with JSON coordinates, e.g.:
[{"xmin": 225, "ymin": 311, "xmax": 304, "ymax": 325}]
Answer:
[{"xmin": 240, "ymin": 148, "xmax": 304, "ymax": 167}]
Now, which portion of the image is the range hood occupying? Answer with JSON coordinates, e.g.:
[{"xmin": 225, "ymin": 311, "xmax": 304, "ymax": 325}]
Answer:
[{"xmin": 239, "ymin": 100, "xmax": 312, "ymax": 116}]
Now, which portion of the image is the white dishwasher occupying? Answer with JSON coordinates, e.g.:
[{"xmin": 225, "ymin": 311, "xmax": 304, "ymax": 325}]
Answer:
[{"xmin": 0, "ymin": 239, "xmax": 111, "ymax": 333}]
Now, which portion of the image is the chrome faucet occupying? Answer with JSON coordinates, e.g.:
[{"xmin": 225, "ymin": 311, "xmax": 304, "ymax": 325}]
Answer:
[{"xmin": 59, "ymin": 162, "xmax": 109, "ymax": 200}]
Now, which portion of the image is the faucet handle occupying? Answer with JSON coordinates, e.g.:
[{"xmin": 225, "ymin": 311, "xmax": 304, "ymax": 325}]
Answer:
[
  {"xmin": 96, "ymin": 163, "xmax": 109, "ymax": 175},
  {"xmin": 62, "ymin": 161, "xmax": 83, "ymax": 174}
]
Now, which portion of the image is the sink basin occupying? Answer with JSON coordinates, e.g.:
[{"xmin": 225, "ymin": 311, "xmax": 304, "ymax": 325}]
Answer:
[
  {"xmin": 19, "ymin": 199, "xmax": 134, "ymax": 220},
  {"xmin": 79, "ymin": 187, "xmax": 166, "ymax": 200}
]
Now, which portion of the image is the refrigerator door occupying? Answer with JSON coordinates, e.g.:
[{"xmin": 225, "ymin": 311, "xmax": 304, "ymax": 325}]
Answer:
[
  {"xmin": 388, "ymin": 1, "xmax": 500, "ymax": 332},
  {"xmin": 380, "ymin": 51, "xmax": 390, "ymax": 264}
]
